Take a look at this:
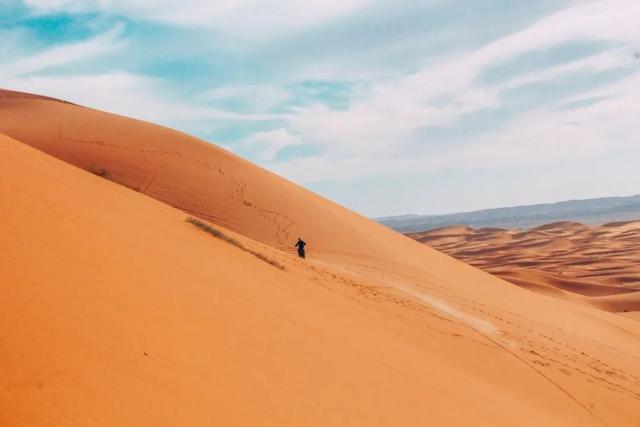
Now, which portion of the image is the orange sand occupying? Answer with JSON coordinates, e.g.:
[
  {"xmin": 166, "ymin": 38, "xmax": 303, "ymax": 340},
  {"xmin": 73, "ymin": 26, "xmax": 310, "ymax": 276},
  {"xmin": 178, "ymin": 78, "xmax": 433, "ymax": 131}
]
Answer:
[
  {"xmin": 2, "ymin": 89, "xmax": 640, "ymax": 426},
  {"xmin": 409, "ymin": 221, "xmax": 640, "ymax": 315}
]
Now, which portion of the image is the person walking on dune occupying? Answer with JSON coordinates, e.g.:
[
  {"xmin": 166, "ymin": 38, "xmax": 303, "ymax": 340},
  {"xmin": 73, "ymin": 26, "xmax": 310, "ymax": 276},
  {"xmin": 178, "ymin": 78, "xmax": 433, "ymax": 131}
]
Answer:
[{"xmin": 295, "ymin": 238, "xmax": 307, "ymax": 259}]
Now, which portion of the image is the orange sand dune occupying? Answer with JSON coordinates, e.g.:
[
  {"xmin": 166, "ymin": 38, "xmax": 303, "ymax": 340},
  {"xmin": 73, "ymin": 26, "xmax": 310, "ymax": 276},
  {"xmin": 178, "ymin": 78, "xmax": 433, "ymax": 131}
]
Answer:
[
  {"xmin": 0, "ymin": 87, "xmax": 394, "ymax": 259},
  {"xmin": 589, "ymin": 293, "xmax": 640, "ymax": 313},
  {"xmin": 2, "ymin": 90, "xmax": 640, "ymax": 425},
  {"xmin": 409, "ymin": 221, "xmax": 640, "ymax": 315}
]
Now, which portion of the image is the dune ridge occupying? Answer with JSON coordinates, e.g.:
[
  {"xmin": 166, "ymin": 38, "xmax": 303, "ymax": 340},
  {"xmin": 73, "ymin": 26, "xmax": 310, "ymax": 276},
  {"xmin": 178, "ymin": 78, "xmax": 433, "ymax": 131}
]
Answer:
[{"xmin": 2, "ymin": 89, "xmax": 640, "ymax": 425}]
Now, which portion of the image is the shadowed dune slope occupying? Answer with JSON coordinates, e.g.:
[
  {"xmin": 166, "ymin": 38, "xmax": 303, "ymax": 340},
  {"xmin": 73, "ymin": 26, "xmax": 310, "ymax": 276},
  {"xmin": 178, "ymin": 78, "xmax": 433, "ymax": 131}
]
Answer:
[{"xmin": 3, "ymin": 90, "xmax": 640, "ymax": 425}]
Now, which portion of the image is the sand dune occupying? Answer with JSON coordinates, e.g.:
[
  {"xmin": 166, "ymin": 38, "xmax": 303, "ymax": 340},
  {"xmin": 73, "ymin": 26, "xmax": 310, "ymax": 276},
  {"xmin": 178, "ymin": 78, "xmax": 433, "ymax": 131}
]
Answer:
[
  {"xmin": 409, "ymin": 221, "xmax": 640, "ymax": 315},
  {"xmin": 0, "ymin": 87, "xmax": 397, "ymax": 259},
  {"xmin": 2, "ymin": 89, "xmax": 640, "ymax": 425}
]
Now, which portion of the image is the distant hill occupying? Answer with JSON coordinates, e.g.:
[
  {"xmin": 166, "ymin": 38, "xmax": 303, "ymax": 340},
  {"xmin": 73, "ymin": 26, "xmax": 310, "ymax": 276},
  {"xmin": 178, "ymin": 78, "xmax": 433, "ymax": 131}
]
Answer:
[{"xmin": 376, "ymin": 195, "xmax": 640, "ymax": 232}]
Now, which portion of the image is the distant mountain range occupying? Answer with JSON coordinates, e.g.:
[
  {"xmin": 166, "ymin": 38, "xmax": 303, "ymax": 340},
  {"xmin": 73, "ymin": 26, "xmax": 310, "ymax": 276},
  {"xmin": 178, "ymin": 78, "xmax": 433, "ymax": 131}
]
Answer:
[{"xmin": 375, "ymin": 195, "xmax": 640, "ymax": 233}]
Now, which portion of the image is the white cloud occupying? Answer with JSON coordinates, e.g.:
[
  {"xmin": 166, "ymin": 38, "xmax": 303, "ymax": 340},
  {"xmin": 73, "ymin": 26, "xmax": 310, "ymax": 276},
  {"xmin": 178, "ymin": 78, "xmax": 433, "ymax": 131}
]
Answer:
[
  {"xmin": 1, "ymin": 72, "xmax": 282, "ymax": 130},
  {"xmin": 0, "ymin": 24, "xmax": 124, "ymax": 78},
  {"xmin": 268, "ymin": 0, "xmax": 640, "ymax": 179},
  {"xmin": 0, "ymin": 19, "xmax": 281, "ymax": 138},
  {"xmin": 498, "ymin": 47, "xmax": 633, "ymax": 92},
  {"xmin": 236, "ymin": 128, "xmax": 301, "ymax": 161},
  {"xmin": 22, "ymin": 0, "xmax": 369, "ymax": 40},
  {"xmin": 0, "ymin": 22, "xmax": 282, "ymax": 122},
  {"xmin": 273, "ymin": 68, "xmax": 640, "ymax": 183},
  {"xmin": 480, "ymin": 0, "xmax": 640, "ymax": 58},
  {"xmin": 0, "ymin": 28, "xmax": 31, "ymax": 60},
  {"xmin": 198, "ymin": 84, "xmax": 292, "ymax": 113}
]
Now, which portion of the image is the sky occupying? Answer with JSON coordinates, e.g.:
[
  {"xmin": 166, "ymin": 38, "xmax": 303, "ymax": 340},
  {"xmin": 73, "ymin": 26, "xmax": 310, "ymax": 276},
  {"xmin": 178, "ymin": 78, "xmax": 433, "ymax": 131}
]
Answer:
[{"xmin": 1, "ymin": 0, "xmax": 639, "ymax": 217}]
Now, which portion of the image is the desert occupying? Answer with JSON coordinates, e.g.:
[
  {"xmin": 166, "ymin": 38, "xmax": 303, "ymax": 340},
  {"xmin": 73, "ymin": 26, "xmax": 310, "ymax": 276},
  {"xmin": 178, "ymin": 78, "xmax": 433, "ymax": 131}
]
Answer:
[
  {"xmin": 409, "ymin": 221, "xmax": 640, "ymax": 319},
  {"xmin": 2, "ymin": 89, "xmax": 640, "ymax": 426}
]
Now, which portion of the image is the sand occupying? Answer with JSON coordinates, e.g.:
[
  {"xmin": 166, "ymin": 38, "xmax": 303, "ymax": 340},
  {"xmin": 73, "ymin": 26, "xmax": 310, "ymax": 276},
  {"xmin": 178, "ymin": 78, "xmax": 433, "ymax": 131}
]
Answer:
[
  {"xmin": 409, "ymin": 221, "xmax": 640, "ymax": 314},
  {"xmin": 2, "ymin": 89, "xmax": 640, "ymax": 426}
]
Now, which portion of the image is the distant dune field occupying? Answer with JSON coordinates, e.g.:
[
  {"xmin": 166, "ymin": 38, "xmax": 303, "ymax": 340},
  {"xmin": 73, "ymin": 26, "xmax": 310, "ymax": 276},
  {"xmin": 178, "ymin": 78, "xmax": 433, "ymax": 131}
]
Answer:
[
  {"xmin": 408, "ymin": 221, "xmax": 640, "ymax": 317},
  {"xmin": 2, "ymin": 89, "xmax": 640, "ymax": 426}
]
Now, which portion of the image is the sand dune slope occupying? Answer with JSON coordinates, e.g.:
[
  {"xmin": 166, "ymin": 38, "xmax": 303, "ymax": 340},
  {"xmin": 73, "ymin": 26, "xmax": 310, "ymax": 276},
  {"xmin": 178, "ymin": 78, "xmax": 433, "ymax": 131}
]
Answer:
[
  {"xmin": 2, "ymin": 89, "xmax": 640, "ymax": 425},
  {"xmin": 0, "ymin": 134, "xmax": 498, "ymax": 426},
  {"xmin": 0, "ymin": 88, "xmax": 399, "ymax": 260}
]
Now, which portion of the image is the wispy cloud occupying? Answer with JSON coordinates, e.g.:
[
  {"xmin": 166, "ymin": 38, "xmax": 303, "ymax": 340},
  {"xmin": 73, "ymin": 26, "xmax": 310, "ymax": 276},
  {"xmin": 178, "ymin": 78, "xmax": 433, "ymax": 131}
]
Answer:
[
  {"xmin": 0, "ymin": 20, "xmax": 281, "ymax": 129},
  {"xmin": 269, "ymin": 1, "xmax": 640, "ymax": 174},
  {"xmin": 2, "ymin": 0, "xmax": 640, "ymax": 216},
  {"xmin": 21, "ymin": 0, "xmax": 369, "ymax": 39},
  {"xmin": 0, "ymin": 24, "xmax": 123, "ymax": 77}
]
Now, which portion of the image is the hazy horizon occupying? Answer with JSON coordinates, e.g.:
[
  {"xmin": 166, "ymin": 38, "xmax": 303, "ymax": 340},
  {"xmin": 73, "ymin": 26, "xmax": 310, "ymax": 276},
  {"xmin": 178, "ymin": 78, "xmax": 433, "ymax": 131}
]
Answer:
[
  {"xmin": 374, "ymin": 192, "xmax": 640, "ymax": 219},
  {"xmin": 2, "ymin": 0, "xmax": 639, "ymax": 217}
]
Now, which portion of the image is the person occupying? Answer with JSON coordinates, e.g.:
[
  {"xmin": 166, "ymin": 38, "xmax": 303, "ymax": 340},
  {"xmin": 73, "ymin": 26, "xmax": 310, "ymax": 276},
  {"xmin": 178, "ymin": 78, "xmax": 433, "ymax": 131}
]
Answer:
[{"xmin": 295, "ymin": 237, "xmax": 307, "ymax": 259}]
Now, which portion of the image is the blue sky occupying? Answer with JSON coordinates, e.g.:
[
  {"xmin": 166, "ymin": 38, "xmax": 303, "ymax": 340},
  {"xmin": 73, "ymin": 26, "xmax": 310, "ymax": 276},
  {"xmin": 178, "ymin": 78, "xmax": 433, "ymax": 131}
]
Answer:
[{"xmin": 1, "ymin": 0, "xmax": 639, "ymax": 217}]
